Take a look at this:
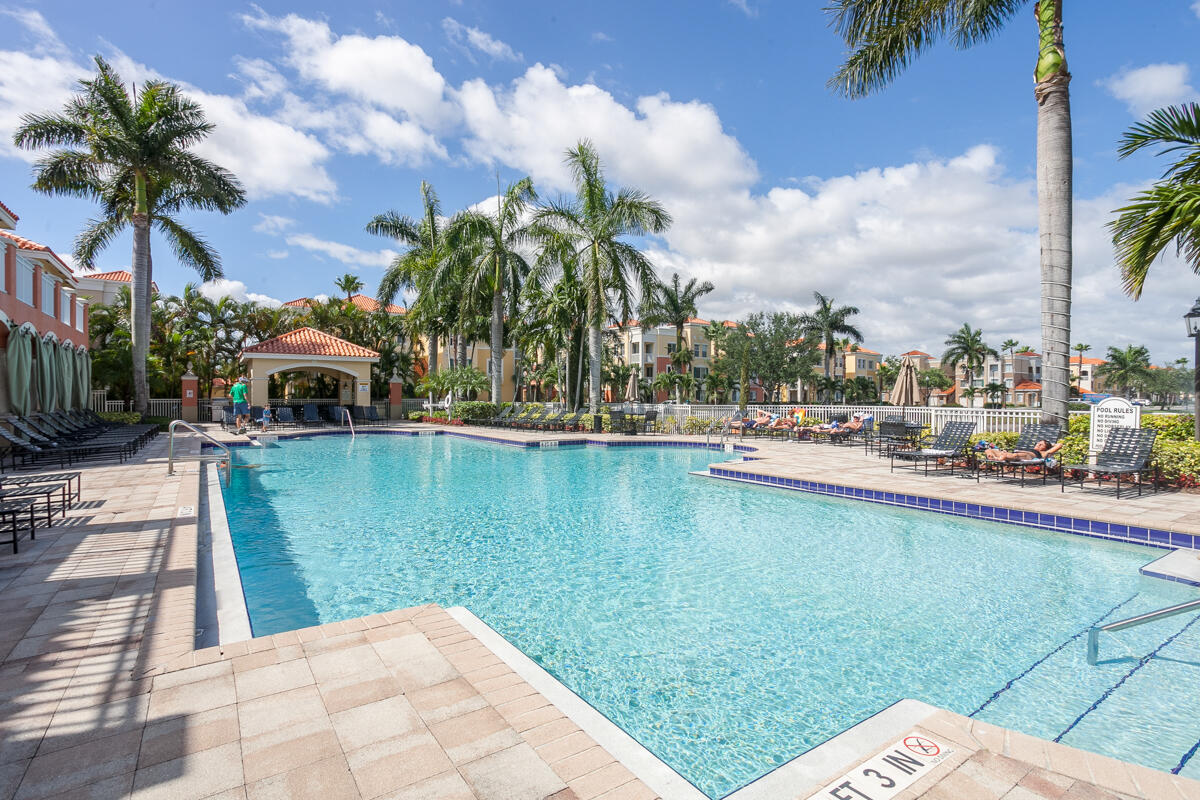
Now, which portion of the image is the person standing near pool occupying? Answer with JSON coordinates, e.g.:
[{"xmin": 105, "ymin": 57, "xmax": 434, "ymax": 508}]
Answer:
[{"xmin": 230, "ymin": 377, "xmax": 250, "ymax": 434}]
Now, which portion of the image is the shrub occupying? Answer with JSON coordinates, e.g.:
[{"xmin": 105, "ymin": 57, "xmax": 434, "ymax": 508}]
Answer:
[
  {"xmin": 451, "ymin": 401, "xmax": 497, "ymax": 423},
  {"xmin": 408, "ymin": 411, "xmax": 425, "ymax": 421},
  {"xmin": 430, "ymin": 411, "xmax": 449, "ymax": 421},
  {"xmin": 1068, "ymin": 402, "xmax": 1091, "ymax": 411},
  {"xmin": 1141, "ymin": 414, "xmax": 1194, "ymax": 442},
  {"xmin": 1154, "ymin": 440, "xmax": 1200, "ymax": 485},
  {"xmin": 99, "ymin": 411, "xmax": 142, "ymax": 424},
  {"xmin": 968, "ymin": 432, "xmax": 1019, "ymax": 451}
]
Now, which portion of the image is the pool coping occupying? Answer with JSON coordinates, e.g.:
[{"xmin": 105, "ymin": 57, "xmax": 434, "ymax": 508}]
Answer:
[
  {"xmin": 203, "ymin": 461, "xmax": 253, "ymax": 644},
  {"xmin": 447, "ymin": 606, "xmax": 710, "ymax": 800}
]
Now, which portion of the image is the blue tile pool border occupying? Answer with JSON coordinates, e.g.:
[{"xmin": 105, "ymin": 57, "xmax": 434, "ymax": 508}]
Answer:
[{"xmin": 704, "ymin": 465, "xmax": 1200, "ymax": 568}]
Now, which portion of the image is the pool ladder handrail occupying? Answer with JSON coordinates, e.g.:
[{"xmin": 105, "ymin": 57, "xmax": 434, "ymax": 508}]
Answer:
[
  {"xmin": 1087, "ymin": 597, "xmax": 1200, "ymax": 664},
  {"xmin": 167, "ymin": 420, "xmax": 232, "ymax": 486},
  {"xmin": 343, "ymin": 407, "xmax": 356, "ymax": 439}
]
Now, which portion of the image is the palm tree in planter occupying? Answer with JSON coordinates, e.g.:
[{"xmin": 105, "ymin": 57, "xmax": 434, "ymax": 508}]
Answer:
[
  {"xmin": 442, "ymin": 177, "xmax": 537, "ymax": 402},
  {"xmin": 533, "ymin": 139, "xmax": 671, "ymax": 412},
  {"xmin": 827, "ymin": 0, "xmax": 1075, "ymax": 426},
  {"xmin": 1096, "ymin": 345, "xmax": 1152, "ymax": 399},
  {"xmin": 942, "ymin": 324, "xmax": 998, "ymax": 407},
  {"xmin": 14, "ymin": 57, "xmax": 246, "ymax": 414}
]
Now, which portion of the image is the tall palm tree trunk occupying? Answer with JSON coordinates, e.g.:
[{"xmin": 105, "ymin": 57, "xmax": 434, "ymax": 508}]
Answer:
[
  {"xmin": 130, "ymin": 212, "xmax": 151, "ymax": 415},
  {"xmin": 1035, "ymin": 0, "xmax": 1072, "ymax": 427},
  {"xmin": 512, "ymin": 345, "xmax": 523, "ymax": 402},
  {"xmin": 456, "ymin": 333, "xmax": 467, "ymax": 370},
  {"xmin": 489, "ymin": 289, "xmax": 504, "ymax": 401}
]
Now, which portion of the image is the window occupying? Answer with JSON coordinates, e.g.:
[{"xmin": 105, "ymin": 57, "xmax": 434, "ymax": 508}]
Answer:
[
  {"xmin": 41, "ymin": 274, "xmax": 55, "ymax": 316},
  {"xmin": 631, "ymin": 342, "xmax": 639, "ymax": 354},
  {"xmin": 644, "ymin": 342, "xmax": 653, "ymax": 355},
  {"xmin": 693, "ymin": 366, "xmax": 708, "ymax": 379},
  {"xmin": 16, "ymin": 256, "xmax": 34, "ymax": 305},
  {"xmin": 644, "ymin": 365, "xmax": 653, "ymax": 378},
  {"xmin": 693, "ymin": 344, "xmax": 700, "ymax": 357},
  {"xmin": 60, "ymin": 291, "xmax": 72, "ymax": 325},
  {"xmin": 667, "ymin": 342, "xmax": 676, "ymax": 354},
  {"xmin": 75, "ymin": 300, "xmax": 85, "ymax": 332}
]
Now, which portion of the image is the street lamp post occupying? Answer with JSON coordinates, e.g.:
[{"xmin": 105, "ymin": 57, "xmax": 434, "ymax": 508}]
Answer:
[{"xmin": 1186, "ymin": 298, "xmax": 1200, "ymax": 442}]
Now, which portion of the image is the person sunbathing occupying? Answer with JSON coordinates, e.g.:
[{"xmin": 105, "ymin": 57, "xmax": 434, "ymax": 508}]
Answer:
[
  {"xmin": 828, "ymin": 413, "xmax": 872, "ymax": 436},
  {"xmin": 727, "ymin": 410, "xmax": 772, "ymax": 432},
  {"xmin": 766, "ymin": 414, "xmax": 795, "ymax": 430},
  {"xmin": 983, "ymin": 440, "xmax": 1062, "ymax": 463}
]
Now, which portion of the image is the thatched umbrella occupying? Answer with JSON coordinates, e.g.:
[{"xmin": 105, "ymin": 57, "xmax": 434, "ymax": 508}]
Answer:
[{"xmin": 891, "ymin": 356, "xmax": 921, "ymax": 407}]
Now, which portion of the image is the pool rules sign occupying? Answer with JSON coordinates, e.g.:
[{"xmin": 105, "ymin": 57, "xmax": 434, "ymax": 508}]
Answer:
[
  {"xmin": 1089, "ymin": 397, "xmax": 1140, "ymax": 455},
  {"xmin": 806, "ymin": 734, "xmax": 954, "ymax": 800}
]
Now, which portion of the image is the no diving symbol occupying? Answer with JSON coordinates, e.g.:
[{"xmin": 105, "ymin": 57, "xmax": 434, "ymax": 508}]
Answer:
[{"xmin": 903, "ymin": 736, "xmax": 940, "ymax": 757}]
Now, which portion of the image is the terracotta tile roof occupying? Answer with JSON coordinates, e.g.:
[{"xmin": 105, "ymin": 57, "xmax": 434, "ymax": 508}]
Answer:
[
  {"xmin": 1014, "ymin": 381, "xmax": 1042, "ymax": 391},
  {"xmin": 241, "ymin": 327, "xmax": 379, "ymax": 359},
  {"xmin": 82, "ymin": 270, "xmax": 133, "ymax": 282},
  {"xmin": 0, "ymin": 230, "xmax": 73, "ymax": 274},
  {"xmin": 902, "ymin": 350, "xmax": 932, "ymax": 357},
  {"xmin": 816, "ymin": 341, "xmax": 880, "ymax": 355},
  {"xmin": 0, "ymin": 200, "xmax": 17, "ymax": 222},
  {"xmin": 283, "ymin": 294, "xmax": 405, "ymax": 314},
  {"xmin": 1014, "ymin": 351, "xmax": 1041, "ymax": 358},
  {"xmin": 685, "ymin": 317, "xmax": 709, "ymax": 325},
  {"xmin": 1074, "ymin": 356, "xmax": 1107, "ymax": 366}
]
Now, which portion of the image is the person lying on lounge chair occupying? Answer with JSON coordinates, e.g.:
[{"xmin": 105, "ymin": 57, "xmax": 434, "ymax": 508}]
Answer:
[
  {"xmin": 798, "ymin": 418, "xmax": 842, "ymax": 435},
  {"xmin": 766, "ymin": 414, "xmax": 796, "ymax": 430},
  {"xmin": 728, "ymin": 410, "xmax": 772, "ymax": 432},
  {"xmin": 828, "ymin": 413, "xmax": 872, "ymax": 437},
  {"xmin": 983, "ymin": 440, "xmax": 1062, "ymax": 465}
]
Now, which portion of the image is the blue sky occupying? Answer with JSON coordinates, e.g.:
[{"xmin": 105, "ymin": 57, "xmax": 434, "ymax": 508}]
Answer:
[{"xmin": 2, "ymin": 1, "xmax": 1200, "ymax": 361}]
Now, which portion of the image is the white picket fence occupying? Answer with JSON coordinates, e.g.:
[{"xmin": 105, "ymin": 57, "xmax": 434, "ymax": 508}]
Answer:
[
  {"xmin": 98, "ymin": 397, "xmax": 182, "ymax": 417},
  {"xmin": 647, "ymin": 404, "xmax": 1086, "ymax": 435}
]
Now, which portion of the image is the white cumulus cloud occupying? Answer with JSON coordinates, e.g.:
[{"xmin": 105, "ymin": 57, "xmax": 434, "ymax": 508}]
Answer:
[
  {"xmin": 198, "ymin": 279, "xmax": 283, "ymax": 308},
  {"xmin": 1103, "ymin": 63, "xmax": 1199, "ymax": 118},
  {"xmin": 253, "ymin": 214, "xmax": 297, "ymax": 235},
  {"xmin": 284, "ymin": 233, "xmax": 397, "ymax": 268}
]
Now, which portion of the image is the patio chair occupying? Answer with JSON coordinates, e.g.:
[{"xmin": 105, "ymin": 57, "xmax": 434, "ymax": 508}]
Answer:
[
  {"xmin": 0, "ymin": 498, "xmax": 38, "ymax": 554},
  {"xmin": 609, "ymin": 409, "xmax": 635, "ymax": 435},
  {"xmin": 351, "ymin": 406, "xmax": 370, "ymax": 426},
  {"xmin": 274, "ymin": 407, "xmax": 296, "ymax": 428},
  {"xmin": 641, "ymin": 410, "xmax": 658, "ymax": 434},
  {"xmin": 974, "ymin": 424, "xmax": 1062, "ymax": 486},
  {"xmin": 363, "ymin": 406, "xmax": 385, "ymax": 425},
  {"xmin": 20, "ymin": 416, "xmax": 139, "ymax": 460},
  {"xmin": 1, "ymin": 471, "xmax": 82, "ymax": 504},
  {"xmin": 866, "ymin": 419, "xmax": 910, "ymax": 456},
  {"xmin": 482, "ymin": 406, "xmax": 515, "ymax": 427},
  {"xmin": 529, "ymin": 411, "xmax": 565, "ymax": 431},
  {"xmin": 557, "ymin": 412, "xmax": 586, "ymax": 432},
  {"xmin": 220, "ymin": 407, "xmax": 237, "ymax": 431},
  {"xmin": 891, "ymin": 421, "xmax": 976, "ymax": 476},
  {"xmin": 829, "ymin": 416, "xmax": 874, "ymax": 446},
  {"xmin": 329, "ymin": 405, "xmax": 349, "ymax": 426},
  {"xmin": 302, "ymin": 404, "xmax": 322, "ymax": 426},
  {"xmin": 1060, "ymin": 428, "xmax": 1158, "ymax": 498}
]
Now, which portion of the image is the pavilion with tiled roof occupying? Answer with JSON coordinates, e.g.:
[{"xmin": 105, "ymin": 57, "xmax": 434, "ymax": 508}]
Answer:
[
  {"xmin": 238, "ymin": 327, "xmax": 380, "ymax": 407},
  {"xmin": 282, "ymin": 293, "xmax": 405, "ymax": 315}
]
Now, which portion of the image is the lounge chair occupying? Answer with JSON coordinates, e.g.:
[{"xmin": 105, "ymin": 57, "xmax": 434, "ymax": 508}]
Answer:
[
  {"xmin": 2, "ymin": 471, "xmax": 82, "ymax": 504},
  {"xmin": 556, "ymin": 412, "xmax": 585, "ymax": 432},
  {"xmin": 351, "ymin": 406, "xmax": 369, "ymax": 426},
  {"xmin": 363, "ymin": 406, "xmax": 385, "ymax": 425},
  {"xmin": 16, "ymin": 416, "xmax": 138, "ymax": 461},
  {"xmin": 1060, "ymin": 428, "xmax": 1158, "ymax": 498},
  {"xmin": 0, "ymin": 426, "xmax": 89, "ymax": 468},
  {"xmin": 529, "ymin": 411, "xmax": 566, "ymax": 431},
  {"xmin": 0, "ymin": 498, "xmax": 38, "ymax": 553},
  {"xmin": 514, "ymin": 410, "xmax": 550, "ymax": 430},
  {"xmin": 482, "ymin": 406, "xmax": 515, "ymax": 427},
  {"xmin": 328, "ymin": 405, "xmax": 348, "ymax": 426},
  {"xmin": 641, "ymin": 410, "xmax": 658, "ymax": 434},
  {"xmin": 609, "ymin": 409, "xmax": 635, "ymax": 435},
  {"xmin": 974, "ymin": 424, "xmax": 1062, "ymax": 486},
  {"xmin": 829, "ymin": 416, "xmax": 874, "ymax": 446},
  {"xmin": 0, "ymin": 480, "xmax": 71, "ymax": 526},
  {"xmin": 302, "ymin": 404, "xmax": 322, "ymax": 426},
  {"xmin": 890, "ymin": 421, "xmax": 976, "ymax": 475}
]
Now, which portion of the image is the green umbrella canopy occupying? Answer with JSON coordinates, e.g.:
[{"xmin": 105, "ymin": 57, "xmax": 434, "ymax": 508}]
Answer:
[
  {"xmin": 6, "ymin": 326, "xmax": 32, "ymax": 416},
  {"xmin": 35, "ymin": 336, "xmax": 56, "ymax": 414},
  {"xmin": 58, "ymin": 343, "xmax": 74, "ymax": 411},
  {"xmin": 73, "ymin": 347, "xmax": 88, "ymax": 410},
  {"xmin": 81, "ymin": 349, "xmax": 92, "ymax": 410}
]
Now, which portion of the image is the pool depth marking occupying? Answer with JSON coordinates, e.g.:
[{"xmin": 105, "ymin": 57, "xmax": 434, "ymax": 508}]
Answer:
[{"xmin": 804, "ymin": 733, "xmax": 954, "ymax": 800}]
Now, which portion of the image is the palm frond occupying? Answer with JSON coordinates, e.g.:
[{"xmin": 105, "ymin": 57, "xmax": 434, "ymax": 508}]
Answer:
[
  {"xmin": 73, "ymin": 215, "xmax": 128, "ymax": 269},
  {"xmin": 154, "ymin": 216, "xmax": 223, "ymax": 280}
]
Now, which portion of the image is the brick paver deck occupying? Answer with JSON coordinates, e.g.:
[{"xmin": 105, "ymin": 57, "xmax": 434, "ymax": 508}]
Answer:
[{"xmin": 0, "ymin": 425, "xmax": 1197, "ymax": 799}]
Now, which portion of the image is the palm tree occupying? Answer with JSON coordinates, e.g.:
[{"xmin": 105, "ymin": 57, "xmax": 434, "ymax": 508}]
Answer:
[
  {"xmin": 1000, "ymin": 338, "xmax": 1019, "ymax": 399},
  {"xmin": 14, "ymin": 56, "xmax": 245, "ymax": 413},
  {"xmin": 798, "ymin": 292, "xmax": 863, "ymax": 384},
  {"xmin": 827, "ymin": 0, "xmax": 1074, "ymax": 426},
  {"xmin": 984, "ymin": 382, "xmax": 1008, "ymax": 406},
  {"xmin": 651, "ymin": 371, "xmax": 680, "ymax": 403},
  {"xmin": 368, "ymin": 181, "xmax": 452, "ymax": 378},
  {"xmin": 1109, "ymin": 104, "xmax": 1200, "ymax": 298},
  {"xmin": 1096, "ymin": 345, "xmax": 1152, "ymax": 399},
  {"xmin": 533, "ymin": 139, "xmax": 671, "ymax": 412},
  {"xmin": 335, "ymin": 273, "xmax": 364, "ymax": 300},
  {"xmin": 643, "ymin": 272, "xmax": 714, "ymax": 376},
  {"xmin": 1072, "ymin": 342, "xmax": 1091, "ymax": 393},
  {"xmin": 443, "ymin": 177, "xmax": 536, "ymax": 402},
  {"xmin": 703, "ymin": 370, "xmax": 730, "ymax": 404},
  {"xmin": 942, "ymin": 324, "xmax": 998, "ymax": 407}
]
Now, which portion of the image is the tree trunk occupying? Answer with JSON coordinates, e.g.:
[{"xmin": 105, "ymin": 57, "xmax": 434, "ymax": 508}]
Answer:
[
  {"xmin": 575, "ymin": 329, "xmax": 586, "ymax": 411},
  {"xmin": 456, "ymin": 333, "xmax": 467, "ymax": 369},
  {"xmin": 739, "ymin": 351, "xmax": 750, "ymax": 412},
  {"xmin": 1035, "ymin": 0, "xmax": 1072, "ymax": 427},
  {"xmin": 490, "ymin": 289, "xmax": 504, "ymax": 402},
  {"xmin": 512, "ymin": 345, "xmax": 523, "ymax": 403},
  {"xmin": 428, "ymin": 333, "xmax": 439, "ymax": 376},
  {"xmin": 130, "ymin": 213, "xmax": 151, "ymax": 415}
]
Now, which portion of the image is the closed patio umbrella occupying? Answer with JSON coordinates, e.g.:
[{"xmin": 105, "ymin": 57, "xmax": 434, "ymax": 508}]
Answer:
[
  {"xmin": 6, "ymin": 326, "xmax": 32, "ymax": 416},
  {"xmin": 36, "ymin": 336, "xmax": 57, "ymax": 413},
  {"xmin": 891, "ymin": 356, "xmax": 921, "ymax": 407},
  {"xmin": 624, "ymin": 370, "xmax": 638, "ymax": 403},
  {"xmin": 73, "ymin": 347, "xmax": 87, "ymax": 409},
  {"xmin": 58, "ymin": 343, "xmax": 74, "ymax": 410},
  {"xmin": 77, "ymin": 348, "xmax": 92, "ymax": 409}
]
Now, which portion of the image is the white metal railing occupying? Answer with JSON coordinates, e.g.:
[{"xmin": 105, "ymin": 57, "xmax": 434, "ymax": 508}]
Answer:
[
  {"xmin": 148, "ymin": 398, "xmax": 182, "ymax": 419},
  {"xmin": 343, "ymin": 407, "xmax": 356, "ymax": 438},
  {"xmin": 639, "ymin": 404, "xmax": 1090, "ymax": 434},
  {"xmin": 103, "ymin": 400, "xmax": 126, "ymax": 413},
  {"xmin": 90, "ymin": 390, "xmax": 108, "ymax": 410}
]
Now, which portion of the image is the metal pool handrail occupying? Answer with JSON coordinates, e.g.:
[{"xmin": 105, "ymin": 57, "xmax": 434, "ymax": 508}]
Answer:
[
  {"xmin": 167, "ymin": 420, "xmax": 232, "ymax": 486},
  {"xmin": 1087, "ymin": 597, "xmax": 1200, "ymax": 664},
  {"xmin": 343, "ymin": 407, "xmax": 356, "ymax": 439}
]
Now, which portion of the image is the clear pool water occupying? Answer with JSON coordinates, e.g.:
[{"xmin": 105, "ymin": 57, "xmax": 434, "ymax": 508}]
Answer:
[{"xmin": 220, "ymin": 434, "xmax": 1200, "ymax": 797}]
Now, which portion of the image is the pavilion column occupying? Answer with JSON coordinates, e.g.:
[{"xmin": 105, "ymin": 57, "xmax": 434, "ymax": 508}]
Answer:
[
  {"xmin": 181, "ymin": 368, "xmax": 199, "ymax": 423},
  {"xmin": 249, "ymin": 373, "xmax": 270, "ymax": 408},
  {"xmin": 389, "ymin": 371, "xmax": 405, "ymax": 419}
]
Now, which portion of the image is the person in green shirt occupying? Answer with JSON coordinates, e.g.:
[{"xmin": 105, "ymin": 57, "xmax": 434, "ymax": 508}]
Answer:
[{"xmin": 230, "ymin": 377, "xmax": 249, "ymax": 434}]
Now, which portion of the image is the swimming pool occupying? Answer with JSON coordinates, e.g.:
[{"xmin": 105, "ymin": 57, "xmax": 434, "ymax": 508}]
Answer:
[{"xmin": 220, "ymin": 433, "xmax": 1200, "ymax": 797}]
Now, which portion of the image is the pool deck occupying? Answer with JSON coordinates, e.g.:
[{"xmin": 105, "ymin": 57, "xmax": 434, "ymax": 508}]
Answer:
[{"xmin": 0, "ymin": 424, "xmax": 1197, "ymax": 799}]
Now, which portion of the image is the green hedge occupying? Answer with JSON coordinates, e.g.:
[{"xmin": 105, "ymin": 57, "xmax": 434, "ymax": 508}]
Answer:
[
  {"xmin": 408, "ymin": 411, "xmax": 425, "ymax": 421},
  {"xmin": 98, "ymin": 411, "xmax": 142, "ymax": 425},
  {"xmin": 451, "ymin": 401, "xmax": 498, "ymax": 422}
]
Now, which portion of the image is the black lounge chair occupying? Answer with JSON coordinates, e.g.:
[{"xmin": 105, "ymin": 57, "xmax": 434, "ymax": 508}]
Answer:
[
  {"xmin": 328, "ymin": 405, "xmax": 349, "ymax": 426},
  {"xmin": 351, "ymin": 406, "xmax": 370, "ymax": 426},
  {"xmin": 530, "ymin": 411, "xmax": 566, "ymax": 431},
  {"xmin": 641, "ymin": 410, "xmax": 658, "ymax": 434},
  {"xmin": 866, "ymin": 419, "xmax": 910, "ymax": 456},
  {"xmin": 364, "ymin": 406, "xmax": 385, "ymax": 425},
  {"xmin": 975, "ymin": 424, "xmax": 1062, "ymax": 486},
  {"xmin": 0, "ymin": 426, "xmax": 90, "ymax": 468},
  {"xmin": 829, "ymin": 416, "xmax": 874, "ymax": 446},
  {"xmin": 1060, "ymin": 428, "xmax": 1158, "ymax": 498},
  {"xmin": 302, "ymin": 404, "xmax": 322, "ymax": 426},
  {"xmin": 512, "ymin": 409, "xmax": 547, "ymax": 429},
  {"xmin": 556, "ymin": 412, "xmax": 585, "ymax": 432},
  {"xmin": 609, "ymin": 409, "xmax": 635, "ymax": 435},
  {"xmin": 273, "ymin": 407, "xmax": 296, "ymax": 428},
  {"xmin": 0, "ymin": 480, "xmax": 71, "ymax": 526},
  {"xmin": 0, "ymin": 498, "xmax": 38, "ymax": 553},
  {"xmin": 482, "ymin": 406, "xmax": 515, "ymax": 427},
  {"xmin": 2, "ymin": 471, "xmax": 81, "ymax": 504},
  {"xmin": 891, "ymin": 421, "xmax": 976, "ymax": 475}
]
